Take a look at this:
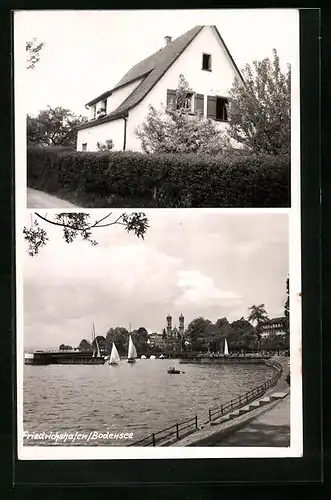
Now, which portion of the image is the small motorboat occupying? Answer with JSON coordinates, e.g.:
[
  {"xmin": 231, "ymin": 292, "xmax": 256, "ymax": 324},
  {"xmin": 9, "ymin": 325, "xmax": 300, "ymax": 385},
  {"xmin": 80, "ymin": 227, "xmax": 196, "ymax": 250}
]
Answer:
[{"xmin": 167, "ymin": 366, "xmax": 182, "ymax": 374}]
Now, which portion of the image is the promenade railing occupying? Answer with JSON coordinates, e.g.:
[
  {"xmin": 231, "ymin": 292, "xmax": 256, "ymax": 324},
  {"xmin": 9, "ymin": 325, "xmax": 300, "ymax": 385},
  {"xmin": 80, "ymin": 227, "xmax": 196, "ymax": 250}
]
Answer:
[
  {"xmin": 207, "ymin": 366, "xmax": 281, "ymax": 422},
  {"xmin": 128, "ymin": 415, "xmax": 198, "ymax": 447},
  {"xmin": 128, "ymin": 360, "xmax": 283, "ymax": 447}
]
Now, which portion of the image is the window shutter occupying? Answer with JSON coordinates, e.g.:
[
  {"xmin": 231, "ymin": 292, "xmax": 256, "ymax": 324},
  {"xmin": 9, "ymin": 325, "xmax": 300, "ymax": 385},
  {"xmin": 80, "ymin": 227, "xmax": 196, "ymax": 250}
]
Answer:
[
  {"xmin": 207, "ymin": 96, "xmax": 217, "ymax": 119},
  {"xmin": 228, "ymin": 98, "xmax": 238, "ymax": 118},
  {"xmin": 166, "ymin": 89, "xmax": 176, "ymax": 108},
  {"xmin": 195, "ymin": 94, "xmax": 204, "ymax": 115}
]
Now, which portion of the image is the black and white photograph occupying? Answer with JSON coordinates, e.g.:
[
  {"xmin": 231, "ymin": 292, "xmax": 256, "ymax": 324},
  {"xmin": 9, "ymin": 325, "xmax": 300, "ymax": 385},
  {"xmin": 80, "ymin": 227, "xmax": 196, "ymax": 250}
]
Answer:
[
  {"xmin": 14, "ymin": 8, "xmax": 302, "ymax": 462},
  {"xmin": 14, "ymin": 9, "xmax": 297, "ymax": 209},
  {"xmin": 17, "ymin": 210, "xmax": 301, "ymax": 459}
]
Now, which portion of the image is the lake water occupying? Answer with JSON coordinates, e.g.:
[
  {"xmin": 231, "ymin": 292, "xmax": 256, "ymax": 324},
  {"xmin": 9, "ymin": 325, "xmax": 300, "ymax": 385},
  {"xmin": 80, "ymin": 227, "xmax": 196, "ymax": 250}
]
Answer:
[{"xmin": 23, "ymin": 359, "xmax": 274, "ymax": 446}]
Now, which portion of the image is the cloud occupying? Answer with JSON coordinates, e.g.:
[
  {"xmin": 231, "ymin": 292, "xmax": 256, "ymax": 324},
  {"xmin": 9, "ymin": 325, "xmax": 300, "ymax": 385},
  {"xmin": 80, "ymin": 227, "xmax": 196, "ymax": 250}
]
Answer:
[{"xmin": 175, "ymin": 270, "xmax": 242, "ymax": 307}]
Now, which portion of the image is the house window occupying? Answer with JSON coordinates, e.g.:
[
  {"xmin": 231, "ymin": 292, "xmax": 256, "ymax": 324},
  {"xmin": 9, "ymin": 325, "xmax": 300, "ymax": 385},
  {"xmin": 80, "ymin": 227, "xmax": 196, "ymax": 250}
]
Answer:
[
  {"xmin": 177, "ymin": 92, "xmax": 194, "ymax": 112},
  {"xmin": 207, "ymin": 95, "xmax": 229, "ymax": 121},
  {"xmin": 216, "ymin": 97, "xmax": 228, "ymax": 121},
  {"xmin": 98, "ymin": 99, "xmax": 107, "ymax": 117},
  {"xmin": 91, "ymin": 105, "xmax": 96, "ymax": 120},
  {"xmin": 82, "ymin": 143, "xmax": 87, "ymax": 151},
  {"xmin": 202, "ymin": 53, "xmax": 212, "ymax": 71},
  {"xmin": 166, "ymin": 89, "xmax": 195, "ymax": 113},
  {"xmin": 167, "ymin": 89, "xmax": 176, "ymax": 108}
]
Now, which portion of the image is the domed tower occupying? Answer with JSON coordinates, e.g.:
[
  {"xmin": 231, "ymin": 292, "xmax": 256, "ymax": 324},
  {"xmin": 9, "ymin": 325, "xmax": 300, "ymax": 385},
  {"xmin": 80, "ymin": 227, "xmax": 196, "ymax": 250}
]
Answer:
[
  {"xmin": 166, "ymin": 314, "xmax": 172, "ymax": 337},
  {"xmin": 179, "ymin": 313, "xmax": 184, "ymax": 336}
]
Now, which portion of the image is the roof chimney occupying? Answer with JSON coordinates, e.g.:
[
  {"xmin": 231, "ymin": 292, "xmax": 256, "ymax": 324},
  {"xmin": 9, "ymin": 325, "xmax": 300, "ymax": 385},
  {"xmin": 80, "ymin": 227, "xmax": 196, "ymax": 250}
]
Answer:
[{"xmin": 164, "ymin": 36, "xmax": 172, "ymax": 46}]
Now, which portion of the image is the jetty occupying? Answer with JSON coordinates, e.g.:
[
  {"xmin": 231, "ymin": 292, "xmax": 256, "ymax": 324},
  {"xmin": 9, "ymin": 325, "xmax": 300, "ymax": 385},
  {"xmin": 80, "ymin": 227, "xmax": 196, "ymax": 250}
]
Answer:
[{"xmin": 24, "ymin": 350, "xmax": 105, "ymax": 365}]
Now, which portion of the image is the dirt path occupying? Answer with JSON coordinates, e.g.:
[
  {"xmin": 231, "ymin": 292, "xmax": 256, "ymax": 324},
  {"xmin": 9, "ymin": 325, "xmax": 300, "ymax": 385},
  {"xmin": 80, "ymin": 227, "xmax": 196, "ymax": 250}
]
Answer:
[{"xmin": 27, "ymin": 188, "xmax": 79, "ymax": 209}]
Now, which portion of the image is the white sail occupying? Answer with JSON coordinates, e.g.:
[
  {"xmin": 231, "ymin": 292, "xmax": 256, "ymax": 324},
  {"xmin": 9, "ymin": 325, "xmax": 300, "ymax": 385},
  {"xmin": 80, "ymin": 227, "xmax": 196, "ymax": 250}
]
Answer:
[
  {"xmin": 95, "ymin": 337, "xmax": 101, "ymax": 358},
  {"xmin": 109, "ymin": 343, "xmax": 120, "ymax": 364},
  {"xmin": 128, "ymin": 335, "xmax": 137, "ymax": 359},
  {"xmin": 92, "ymin": 323, "xmax": 96, "ymax": 357},
  {"xmin": 224, "ymin": 338, "xmax": 229, "ymax": 356}
]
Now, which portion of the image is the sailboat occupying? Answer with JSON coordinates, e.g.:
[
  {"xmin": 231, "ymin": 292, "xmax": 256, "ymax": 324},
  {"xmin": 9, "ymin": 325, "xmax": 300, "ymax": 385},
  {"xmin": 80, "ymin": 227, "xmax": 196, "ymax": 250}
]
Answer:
[
  {"xmin": 109, "ymin": 342, "xmax": 121, "ymax": 365},
  {"xmin": 90, "ymin": 323, "xmax": 105, "ymax": 364},
  {"xmin": 224, "ymin": 337, "xmax": 229, "ymax": 356},
  {"xmin": 127, "ymin": 335, "xmax": 137, "ymax": 363},
  {"xmin": 92, "ymin": 323, "xmax": 101, "ymax": 358}
]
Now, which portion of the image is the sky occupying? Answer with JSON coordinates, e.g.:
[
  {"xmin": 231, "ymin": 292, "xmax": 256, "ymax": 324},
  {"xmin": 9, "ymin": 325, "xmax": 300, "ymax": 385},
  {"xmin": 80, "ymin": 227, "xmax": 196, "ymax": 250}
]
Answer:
[
  {"xmin": 14, "ymin": 9, "xmax": 298, "ymax": 116},
  {"xmin": 23, "ymin": 210, "xmax": 289, "ymax": 350}
]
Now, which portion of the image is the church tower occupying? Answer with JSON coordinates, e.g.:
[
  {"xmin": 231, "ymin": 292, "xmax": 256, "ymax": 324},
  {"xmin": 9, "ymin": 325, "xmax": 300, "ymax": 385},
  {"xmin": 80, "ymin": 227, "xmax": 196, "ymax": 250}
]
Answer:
[
  {"xmin": 166, "ymin": 314, "xmax": 172, "ymax": 337},
  {"xmin": 179, "ymin": 313, "xmax": 184, "ymax": 336}
]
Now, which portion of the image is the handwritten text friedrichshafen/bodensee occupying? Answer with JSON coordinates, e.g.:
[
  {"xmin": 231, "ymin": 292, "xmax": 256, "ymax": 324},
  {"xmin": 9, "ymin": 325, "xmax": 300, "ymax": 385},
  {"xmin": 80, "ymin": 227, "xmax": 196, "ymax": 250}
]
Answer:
[{"xmin": 23, "ymin": 431, "xmax": 134, "ymax": 443}]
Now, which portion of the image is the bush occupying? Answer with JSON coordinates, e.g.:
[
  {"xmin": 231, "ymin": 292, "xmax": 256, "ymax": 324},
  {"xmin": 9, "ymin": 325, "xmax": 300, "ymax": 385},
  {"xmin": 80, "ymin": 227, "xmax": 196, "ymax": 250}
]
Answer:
[{"xmin": 27, "ymin": 146, "xmax": 290, "ymax": 207}]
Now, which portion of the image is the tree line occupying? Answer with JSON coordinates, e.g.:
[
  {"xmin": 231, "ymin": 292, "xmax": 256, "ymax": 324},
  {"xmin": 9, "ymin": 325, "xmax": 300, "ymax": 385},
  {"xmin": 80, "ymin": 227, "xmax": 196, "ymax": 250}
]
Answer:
[
  {"xmin": 70, "ymin": 294, "xmax": 290, "ymax": 356},
  {"xmin": 77, "ymin": 326, "xmax": 149, "ymax": 357}
]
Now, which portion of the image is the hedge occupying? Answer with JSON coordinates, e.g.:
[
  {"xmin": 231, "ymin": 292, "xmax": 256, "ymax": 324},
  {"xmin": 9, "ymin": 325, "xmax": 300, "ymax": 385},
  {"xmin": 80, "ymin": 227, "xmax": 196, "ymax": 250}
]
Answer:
[{"xmin": 27, "ymin": 146, "xmax": 290, "ymax": 207}]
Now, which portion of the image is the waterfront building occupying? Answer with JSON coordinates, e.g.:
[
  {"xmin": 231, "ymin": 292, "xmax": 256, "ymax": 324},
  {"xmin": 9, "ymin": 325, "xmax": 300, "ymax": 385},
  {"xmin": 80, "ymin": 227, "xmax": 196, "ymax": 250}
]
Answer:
[{"xmin": 261, "ymin": 317, "xmax": 287, "ymax": 337}]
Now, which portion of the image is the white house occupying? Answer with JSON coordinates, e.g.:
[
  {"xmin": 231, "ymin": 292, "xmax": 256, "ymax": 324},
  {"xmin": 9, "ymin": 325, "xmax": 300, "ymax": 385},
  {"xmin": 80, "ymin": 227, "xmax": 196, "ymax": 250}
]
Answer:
[
  {"xmin": 260, "ymin": 317, "xmax": 287, "ymax": 338},
  {"xmin": 76, "ymin": 25, "xmax": 244, "ymax": 152}
]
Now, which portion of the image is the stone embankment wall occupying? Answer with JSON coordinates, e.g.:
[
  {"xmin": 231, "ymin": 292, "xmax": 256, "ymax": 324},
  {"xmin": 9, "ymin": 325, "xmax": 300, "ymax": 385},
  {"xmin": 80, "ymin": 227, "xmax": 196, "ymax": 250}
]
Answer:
[
  {"xmin": 266, "ymin": 356, "xmax": 290, "ymax": 392},
  {"xmin": 169, "ymin": 356, "xmax": 290, "ymax": 447}
]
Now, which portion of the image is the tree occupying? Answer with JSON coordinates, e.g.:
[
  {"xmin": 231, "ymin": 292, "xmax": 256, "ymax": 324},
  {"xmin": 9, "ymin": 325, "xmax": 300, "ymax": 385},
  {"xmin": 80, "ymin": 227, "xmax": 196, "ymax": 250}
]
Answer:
[
  {"xmin": 78, "ymin": 339, "xmax": 92, "ymax": 351},
  {"xmin": 229, "ymin": 318, "xmax": 256, "ymax": 350},
  {"xmin": 106, "ymin": 327, "xmax": 129, "ymax": 356},
  {"xmin": 59, "ymin": 344, "xmax": 73, "ymax": 350},
  {"xmin": 24, "ymin": 212, "xmax": 149, "ymax": 256},
  {"xmin": 27, "ymin": 106, "xmax": 88, "ymax": 149},
  {"xmin": 186, "ymin": 317, "xmax": 212, "ymax": 339},
  {"xmin": 97, "ymin": 139, "xmax": 114, "ymax": 151},
  {"xmin": 93, "ymin": 335, "xmax": 107, "ymax": 353},
  {"xmin": 26, "ymin": 38, "xmax": 44, "ymax": 69},
  {"xmin": 228, "ymin": 49, "xmax": 291, "ymax": 155},
  {"xmin": 135, "ymin": 74, "xmax": 228, "ymax": 154},
  {"xmin": 185, "ymin": 317, "xmax": 213, "ymax": 351},
  {"xmin": 136, "ymin": 327, "xmax": 149, "ymax": 339},
  {"xmin": 215, "ymin": 317, "xmax": 232, "ymax": 337},
  {"xmin": 132, "ymin": 327, "xmax": 149, "ymax": 355},
  {"xmin": 247, "ymin": 304, "xmax": 269, "ymax": 340},
  {"xmin": 284, "ymin": 276, "xmax": 290, "ymax": 334}
]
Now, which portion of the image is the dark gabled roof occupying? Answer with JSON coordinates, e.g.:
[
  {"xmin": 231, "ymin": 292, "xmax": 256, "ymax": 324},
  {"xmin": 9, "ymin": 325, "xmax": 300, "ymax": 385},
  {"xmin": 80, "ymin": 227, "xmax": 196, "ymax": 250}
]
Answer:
[
  {"xmin": 85, "ymin": 26, "xmax": 203, "ymax": 108},
  {"xmin": 79, "ymin": 25, "xmax": 244, "ymax": 131},
  {"xmin": 77, "ymin": 109, "xmax": 129, "ymax": 131},
  {"xmin": 114, "ymin": 25, "xmax": 203, "ymax": 89}
]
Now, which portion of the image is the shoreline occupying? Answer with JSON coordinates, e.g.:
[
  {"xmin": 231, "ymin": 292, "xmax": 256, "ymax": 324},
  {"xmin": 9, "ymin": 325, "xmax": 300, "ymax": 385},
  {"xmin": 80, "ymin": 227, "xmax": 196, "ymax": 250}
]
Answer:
[{"xmin": 168, "ymin": 355, "xmax": 290, "ymax": 447}]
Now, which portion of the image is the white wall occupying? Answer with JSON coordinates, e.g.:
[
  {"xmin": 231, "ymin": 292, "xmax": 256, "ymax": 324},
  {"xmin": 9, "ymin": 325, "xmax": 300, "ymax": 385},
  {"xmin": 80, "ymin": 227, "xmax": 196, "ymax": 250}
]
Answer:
[
  {"xmin": 126, "ymin": 26, "xmax": 239, "ymax": 151},
  {"xmin": 77, "ymin": 118, "xmax": 125, "ymax": 152},
  {"xmin": 79, "ymin": 79, "xmax": 144, "ymax": 150},
  {"xmin": 105, "ymin": 78, "xmax": 143, "ymax": 114}
]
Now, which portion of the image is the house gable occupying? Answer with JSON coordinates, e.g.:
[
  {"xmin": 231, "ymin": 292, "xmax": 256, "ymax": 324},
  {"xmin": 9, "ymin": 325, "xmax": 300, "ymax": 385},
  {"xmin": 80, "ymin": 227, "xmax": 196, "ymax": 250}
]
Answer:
[
  {"xmin": 126, "ymin": 25, "xmax": 242, "ymax": 150},
  {"xmin": 78, "ymin": 25, "xmax": 204, "ymax": 131},
  {"xmin": 77, "ymin": 24, "xmax": 244, "ymax": 149}
]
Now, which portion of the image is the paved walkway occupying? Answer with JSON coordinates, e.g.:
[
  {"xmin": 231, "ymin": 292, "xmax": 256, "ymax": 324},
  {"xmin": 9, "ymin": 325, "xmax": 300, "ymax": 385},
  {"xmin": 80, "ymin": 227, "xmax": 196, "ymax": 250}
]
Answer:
[
  {"xmin": 211, "ymin": 395, "xmax": 290, "ymax": 447},
  {"xmin": 27, "ymin": 188, "xmax": 79, "ymax": 208}
]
